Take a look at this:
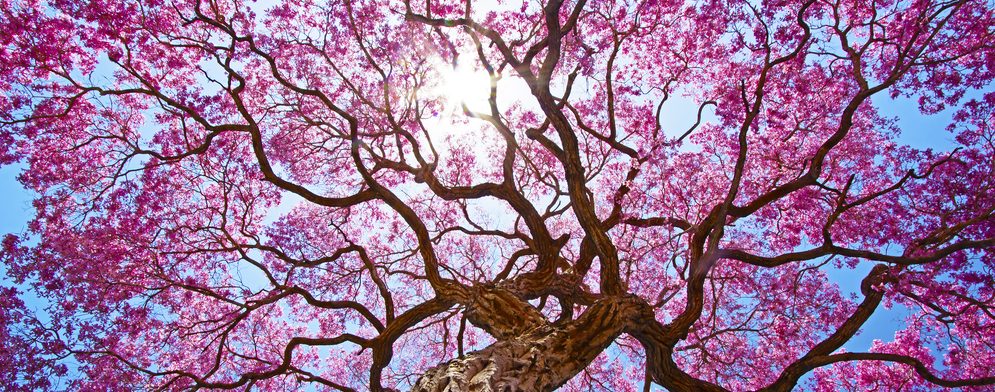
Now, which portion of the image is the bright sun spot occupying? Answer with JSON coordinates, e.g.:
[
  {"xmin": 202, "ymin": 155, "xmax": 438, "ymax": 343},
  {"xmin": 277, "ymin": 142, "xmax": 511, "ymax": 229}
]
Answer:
[
  {"xmin": 438, "ymin": 60, "xmax": 493, "ymax": 113},
  {"xmin": 426, "ymin": 53, "xmax": 532, "ymax": 144}
]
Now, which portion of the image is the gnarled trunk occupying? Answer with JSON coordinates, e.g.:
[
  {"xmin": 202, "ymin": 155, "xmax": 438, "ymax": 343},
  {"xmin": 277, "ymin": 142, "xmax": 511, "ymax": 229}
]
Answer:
[{"xmin": 413, "ymin": 289, "xmax": 643, "ymax": 392}]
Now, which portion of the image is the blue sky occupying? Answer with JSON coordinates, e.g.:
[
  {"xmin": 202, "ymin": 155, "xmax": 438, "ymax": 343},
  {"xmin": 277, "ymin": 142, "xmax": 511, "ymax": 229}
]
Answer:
[{"xmin": 0, "ymin": 163, "xmax": 31, "ymax": 236}]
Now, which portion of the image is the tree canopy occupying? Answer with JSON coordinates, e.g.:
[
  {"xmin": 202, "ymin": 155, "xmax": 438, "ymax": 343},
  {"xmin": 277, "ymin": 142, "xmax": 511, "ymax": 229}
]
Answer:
[{"xmin": 1, "ymin": 0, "xmax": 994, "ymax": 390}]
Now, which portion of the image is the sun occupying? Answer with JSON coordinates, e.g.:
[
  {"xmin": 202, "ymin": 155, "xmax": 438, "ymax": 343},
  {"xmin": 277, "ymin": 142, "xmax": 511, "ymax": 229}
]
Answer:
[{"xmin": 437, "ymin": 59, "xmax": 493, "ymax": 113}]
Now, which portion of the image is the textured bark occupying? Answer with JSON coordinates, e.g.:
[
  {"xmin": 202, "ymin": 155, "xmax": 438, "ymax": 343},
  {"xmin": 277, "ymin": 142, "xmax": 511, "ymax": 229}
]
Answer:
[
  {"xmin": 462, "ymin": 286, "xmax": 548, "ymax": 340},
  {"xmin": 413, "ymin": 293, "xmax": 641, "ymax": 392}
]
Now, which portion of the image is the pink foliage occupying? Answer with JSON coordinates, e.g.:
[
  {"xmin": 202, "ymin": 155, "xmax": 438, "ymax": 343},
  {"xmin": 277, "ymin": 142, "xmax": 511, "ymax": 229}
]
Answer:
[{"xmin": 0, "ymin": 0, "xmax": 993, "ymax": 390}]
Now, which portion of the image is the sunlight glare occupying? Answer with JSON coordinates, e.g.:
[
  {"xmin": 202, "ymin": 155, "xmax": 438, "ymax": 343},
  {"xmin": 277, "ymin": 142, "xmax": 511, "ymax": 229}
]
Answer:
[{"xmin": 438, "ymin": 59, "xmax": 493, "ymax": 113}]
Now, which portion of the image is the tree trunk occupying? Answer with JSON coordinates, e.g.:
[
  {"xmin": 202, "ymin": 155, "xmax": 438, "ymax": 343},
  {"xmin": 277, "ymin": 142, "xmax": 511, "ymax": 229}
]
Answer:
[{"xmin": 412, "ymin": 289, "xmax": 642, "ymax": 392}]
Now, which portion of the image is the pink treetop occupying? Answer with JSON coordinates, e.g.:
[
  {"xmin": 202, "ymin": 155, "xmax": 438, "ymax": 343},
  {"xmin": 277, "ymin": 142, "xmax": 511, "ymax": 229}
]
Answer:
[{"xmin": 0, "ymin": 0, "xmax": 993, "ymax": 390}]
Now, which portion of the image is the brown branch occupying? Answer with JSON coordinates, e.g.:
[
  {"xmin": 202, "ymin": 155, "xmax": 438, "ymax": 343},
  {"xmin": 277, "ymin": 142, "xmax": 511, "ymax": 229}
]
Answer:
[{"xmin": 759, "ymin": 265, "xmax": 889, "ymax": 392}]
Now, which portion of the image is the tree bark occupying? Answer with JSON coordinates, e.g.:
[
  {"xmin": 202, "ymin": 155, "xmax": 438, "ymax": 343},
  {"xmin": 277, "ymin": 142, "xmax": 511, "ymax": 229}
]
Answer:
[{"xmin": 412, "ymin": 290, "xmax": 642, "ymax": 392}]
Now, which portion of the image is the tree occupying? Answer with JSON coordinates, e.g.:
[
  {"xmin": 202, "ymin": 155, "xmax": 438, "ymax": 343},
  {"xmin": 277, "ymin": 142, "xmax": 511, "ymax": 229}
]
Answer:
[{"xmin": 1, "ymin": 0, "xmax": 994, "ymax": 390}]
